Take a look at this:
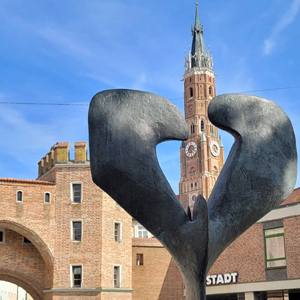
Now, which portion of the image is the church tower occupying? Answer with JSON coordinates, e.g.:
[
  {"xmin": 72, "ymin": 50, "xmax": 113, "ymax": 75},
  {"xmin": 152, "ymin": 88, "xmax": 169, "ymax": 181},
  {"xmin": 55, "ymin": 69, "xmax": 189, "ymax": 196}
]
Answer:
[{"xmin": 179, "ymin": 3, "xmax": 225, "ymax": 210}]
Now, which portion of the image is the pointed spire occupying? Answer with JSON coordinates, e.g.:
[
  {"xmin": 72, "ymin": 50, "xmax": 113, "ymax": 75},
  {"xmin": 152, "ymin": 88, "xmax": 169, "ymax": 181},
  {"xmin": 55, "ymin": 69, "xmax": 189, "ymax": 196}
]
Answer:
[
  {"xmin": 194, "ymin": 2, "xmax": 200, "ymax": 31},
  {"xmin": 191, "ymin": 2, "xmax": 208, "ymax": 68},
  {"xmin": 201, "ymin": 132, "xmax": 207, "ymax": 142},
  {"xmin": 184, "ymin": 3, "xmax": 214, "ymax": 72},
  {"xmin": 219, "ymin": 135, "xmax": 224, "ymax": 147}
]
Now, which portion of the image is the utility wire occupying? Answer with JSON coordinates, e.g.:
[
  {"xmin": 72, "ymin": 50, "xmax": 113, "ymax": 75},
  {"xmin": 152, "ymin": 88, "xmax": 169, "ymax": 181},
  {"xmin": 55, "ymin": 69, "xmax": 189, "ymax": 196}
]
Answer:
[
  {"xmin": 0, "ymin": 102, "xmax": 89, "ymax": 106},
  {"xmin": 0, "ymin": 85, "xmax": 299, "ymax": 106},
  {"xmin": 169, "ymin": 85, "xmax": 300, "ymax": 100}
]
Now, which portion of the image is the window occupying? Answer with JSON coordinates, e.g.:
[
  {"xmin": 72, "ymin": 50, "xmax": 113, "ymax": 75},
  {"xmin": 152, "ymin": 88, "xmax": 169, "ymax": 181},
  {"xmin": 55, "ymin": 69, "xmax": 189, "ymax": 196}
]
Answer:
[
  {"xmin": 0, "ymin": 227, "xmax": 5, "ymax": 244},
  {"xmin": 114, "ymin": 266, "xmax": 121, "ymax": 288},
  {"xmin": 190, "ymin": 87, "xmax": 193, "ymax": 97},
  {"xmin": 190, "ymin": 124, "xmax": 195, "ymax": 134},
  {"xmin": 201, "ymin": 120, "xmax": 205, "ymax": 132},
  {"xmin": 16, "ymin": 191, "xmax": 23, "ymax": 202},
  {"xmin": 72, "ymin": 183, "xmax": 82, "ymax": 203},
  {"xmin": 72, "ymin": 265, "xmax": 82, "ymax": 287},
  {"xmin": 209, "ymin": 86, "xmax": 212, "ymax": 95},
  {"xmin": 136, "ymin": 253, "xmax": 144, "ymax": 265},
  {"xmin": 44, "ymin": 192, "xmax": 51, "ymax": 203},
  {"xmin": 138, "ymin": 225, "xmax": 148, "ymax": 238},
  {"xmin": 213, "ymin": 166, "xmax": 218, "ymax": 175},
  {"xmin": 210, "ymin": 125, "xmax": 217, "ymax": 137},
  {"xmin": 264, "ymin": 227, "xmax": 286, "ymax": 269},
  {"xmin": 114, "ymin": 222, "xmax": 121, "ymax": 243},
  {"xmin": 72, "ymin": 221, "xmax": 82, "ymax": 242},
  {"xmin": 23, "ymin": 237, "xmax": 31, "ymax": 244}
]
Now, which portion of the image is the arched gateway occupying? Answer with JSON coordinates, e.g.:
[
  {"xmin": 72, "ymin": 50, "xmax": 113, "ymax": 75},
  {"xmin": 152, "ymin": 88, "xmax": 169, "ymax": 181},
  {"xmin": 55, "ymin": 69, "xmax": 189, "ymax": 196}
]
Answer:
[{"xmin": 0, "ymin": 142, "xmax": 133, "ymax": 300}]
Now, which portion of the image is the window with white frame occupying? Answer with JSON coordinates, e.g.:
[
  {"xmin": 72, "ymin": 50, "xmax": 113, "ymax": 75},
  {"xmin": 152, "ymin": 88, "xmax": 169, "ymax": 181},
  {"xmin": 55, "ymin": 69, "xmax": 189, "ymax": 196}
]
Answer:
[
  {"xmin": 71, "ymin": 183, "xmax": 82, "ymax": 203},
  {"xmin": 44, "ymin": 192, "xmax": 51, "ymax": 203},
  {"xmin": 137, "ymin": 225, "xmax": 148, "ymax": 238},
  {"xmin": 71, "ymin": 265, "xmax": 82, "ymax": 287},
  {"xmin": 0, "ymin": 227, "xmax": 6, "ymax": 244},
  {"xmin": 114, "ymin": 222, "xmax": 121, "ymax": 243},
  {"xmin": 264, "ymin": 226, "xmax": 286, "ymax": 269},
  {"xmin": 16, "ymin": 191, "xmax": 23, "ymax": 202},
  {"xmin": 72, "ymin": 221, "xmax": 82, "ymax": 242},
  {"xmin": 113, "ymin": 266, "xmax": 121, "ymax": 288}
]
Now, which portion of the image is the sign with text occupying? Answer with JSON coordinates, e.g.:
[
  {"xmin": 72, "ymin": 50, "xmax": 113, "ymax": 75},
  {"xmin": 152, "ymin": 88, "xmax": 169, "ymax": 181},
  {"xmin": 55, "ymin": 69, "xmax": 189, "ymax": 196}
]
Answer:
[{"xmin": 206, "ymin": 273, "xmax": 238, "ymax": 285}]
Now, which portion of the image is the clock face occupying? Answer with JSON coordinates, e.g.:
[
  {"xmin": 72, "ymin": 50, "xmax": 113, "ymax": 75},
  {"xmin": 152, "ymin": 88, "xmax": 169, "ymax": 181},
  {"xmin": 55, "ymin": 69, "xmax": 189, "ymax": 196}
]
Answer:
[
  {"xmin": 185, "ymin": 142, "xmax": 197, "ymax": 157},
  {"xmin": 210, "ymin": 141, "xmax": 220, "ymax": 157}
]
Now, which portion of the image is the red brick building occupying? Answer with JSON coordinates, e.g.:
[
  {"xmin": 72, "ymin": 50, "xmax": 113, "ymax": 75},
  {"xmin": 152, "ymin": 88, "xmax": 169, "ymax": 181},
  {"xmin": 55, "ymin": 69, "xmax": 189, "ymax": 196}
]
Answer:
[
  {"xmin": 132, "ymin": 189, "xmax": 300, "ymax": 300},
  {"xmin": 0, "ymin": 142, "xmax": 133, "ymax": 300}
]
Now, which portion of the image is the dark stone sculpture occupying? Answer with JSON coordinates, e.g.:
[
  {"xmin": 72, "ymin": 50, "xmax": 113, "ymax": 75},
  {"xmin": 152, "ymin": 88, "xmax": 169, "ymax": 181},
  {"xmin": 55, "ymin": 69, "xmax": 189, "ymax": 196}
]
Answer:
[{"xmin": 88, "ymin": 89, "xmax": 297, "ymax": 300}]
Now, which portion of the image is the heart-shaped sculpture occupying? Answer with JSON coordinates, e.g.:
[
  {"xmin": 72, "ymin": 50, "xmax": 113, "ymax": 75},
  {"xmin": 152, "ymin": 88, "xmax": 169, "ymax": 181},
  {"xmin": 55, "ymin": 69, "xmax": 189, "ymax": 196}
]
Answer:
[{"xmin": 88, "ymin": 89, "xmax": 297, "ymax": 300}]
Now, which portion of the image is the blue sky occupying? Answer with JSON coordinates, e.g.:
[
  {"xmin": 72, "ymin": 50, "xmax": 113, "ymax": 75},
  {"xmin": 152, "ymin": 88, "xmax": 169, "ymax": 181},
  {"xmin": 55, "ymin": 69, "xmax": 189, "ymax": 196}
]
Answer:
[{"xmin": 0, "ymin": 0, "xmax": 300, "ymax": 194}]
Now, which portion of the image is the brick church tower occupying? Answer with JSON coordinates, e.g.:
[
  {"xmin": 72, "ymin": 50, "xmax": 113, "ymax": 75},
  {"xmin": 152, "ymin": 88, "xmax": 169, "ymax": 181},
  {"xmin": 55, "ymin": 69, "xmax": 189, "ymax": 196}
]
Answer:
[{"xmin": 179, "ymin": 3, "xmax": 225, "ymax": 210}]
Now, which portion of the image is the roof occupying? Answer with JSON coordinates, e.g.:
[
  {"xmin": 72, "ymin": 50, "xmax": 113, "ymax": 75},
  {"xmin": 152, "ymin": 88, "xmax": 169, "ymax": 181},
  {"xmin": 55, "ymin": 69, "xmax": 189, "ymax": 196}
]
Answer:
[
  {"xmin": 280, "ymin": 187, "xmax": 300, "ymax": 207},
  {"xmin": 74, "ymin": 142, "xmax": 87, "ymax": 147}
]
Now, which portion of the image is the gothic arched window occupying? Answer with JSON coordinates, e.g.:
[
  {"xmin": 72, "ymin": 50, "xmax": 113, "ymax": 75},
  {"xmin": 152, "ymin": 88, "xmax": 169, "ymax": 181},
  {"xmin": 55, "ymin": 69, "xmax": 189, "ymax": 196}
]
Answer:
[
  {"xmin": 190, "ymin": 87, "xmax": 193, "ymax": 97},
  {"xmin": 201, "ymin": 120, "xmax": 205, "ymax": 132},
  {"xmin": 191, "ymin": 124, "xmax": 195, "ymax": 134},
  {"xmin": 17, "ymin": 191, "xmax": 23, "ymax": 202},
  {"xmin": 209, "ymin": 86, "xmax": 212, "ymax": 95}
]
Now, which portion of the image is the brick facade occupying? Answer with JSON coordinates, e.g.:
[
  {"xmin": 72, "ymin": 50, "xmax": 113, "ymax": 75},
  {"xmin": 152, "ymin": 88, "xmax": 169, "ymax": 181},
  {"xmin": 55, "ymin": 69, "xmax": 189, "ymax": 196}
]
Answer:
[
  {"xmin": 131, "ymin": 189, "xmax": 300, "ymax": 300},
  {"xmin": 0, "ymin": 142, "xmax": 132, "ymax": 300},
  {"xmin": 132, "ymin": 238, "xmax": 184, "ymax": 300}
]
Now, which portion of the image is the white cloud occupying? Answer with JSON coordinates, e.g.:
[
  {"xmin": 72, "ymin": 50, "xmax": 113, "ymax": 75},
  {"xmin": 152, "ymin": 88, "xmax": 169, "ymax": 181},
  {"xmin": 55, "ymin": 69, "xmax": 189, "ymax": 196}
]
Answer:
[
  {"xmin": 36, "ymin": 26, "xmax": 93, "ymax": 59},
  {"xmin": 263, "ymin": 0, "xmax": 300, "ymax": 55}
]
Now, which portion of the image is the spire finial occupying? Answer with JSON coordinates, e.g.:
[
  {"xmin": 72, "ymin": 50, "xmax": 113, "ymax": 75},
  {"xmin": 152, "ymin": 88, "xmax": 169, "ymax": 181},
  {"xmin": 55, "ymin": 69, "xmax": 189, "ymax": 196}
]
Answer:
[{"xmin": 196, "ymin": 2, "xmax": 198, "ymax": 5}]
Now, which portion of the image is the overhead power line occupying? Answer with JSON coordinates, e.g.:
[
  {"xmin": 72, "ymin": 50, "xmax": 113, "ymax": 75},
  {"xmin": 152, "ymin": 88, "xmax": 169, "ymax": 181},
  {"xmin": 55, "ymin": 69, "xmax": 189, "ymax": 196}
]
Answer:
[
  {"xmin": 0, "ymin": 102, "xmax": 89, "ymax": 106},
  {"xmin": 169, "ymin": 85, "xmax": 300, "ymax": 100},
  {"xmin": 0, "ymin": 85, "xmax": 300, "ymax": 106}
]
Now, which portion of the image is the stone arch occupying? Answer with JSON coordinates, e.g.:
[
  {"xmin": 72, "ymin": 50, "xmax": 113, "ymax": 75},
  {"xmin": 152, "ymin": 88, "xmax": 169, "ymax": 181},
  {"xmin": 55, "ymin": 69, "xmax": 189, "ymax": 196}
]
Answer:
[
  {"xmin": 0, "ymin": 220, "xmax": 54, "ymax": 270},
  {"xmin": 0, "ymin": 269, "xmax": 43, "ymax": 300}
]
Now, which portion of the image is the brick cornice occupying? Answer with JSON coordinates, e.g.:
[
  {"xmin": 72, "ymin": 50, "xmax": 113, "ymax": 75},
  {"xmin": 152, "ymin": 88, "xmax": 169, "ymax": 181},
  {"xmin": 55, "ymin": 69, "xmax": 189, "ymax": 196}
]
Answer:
[
  {"xmin": 0, "ymin": 178, "xmax": 55, "ymax": 185},
  {"xmin": 43, "ymin": 287, "xmax": 133, "ymax": 293}
]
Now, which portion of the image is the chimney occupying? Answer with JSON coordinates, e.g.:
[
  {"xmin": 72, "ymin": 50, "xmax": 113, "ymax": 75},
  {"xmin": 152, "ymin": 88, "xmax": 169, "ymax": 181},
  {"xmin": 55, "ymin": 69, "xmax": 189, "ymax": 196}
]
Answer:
[
  {"xmin": 54, "ymin": 142, "xmax": 69, "ymax": 163},
  {"xmin": 38, "ymin": 158, "xmax": 45, "ymax": 177},
  {"xmin": 74, "ymin": 142, "xmax": 87, "ymax": 162}
]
